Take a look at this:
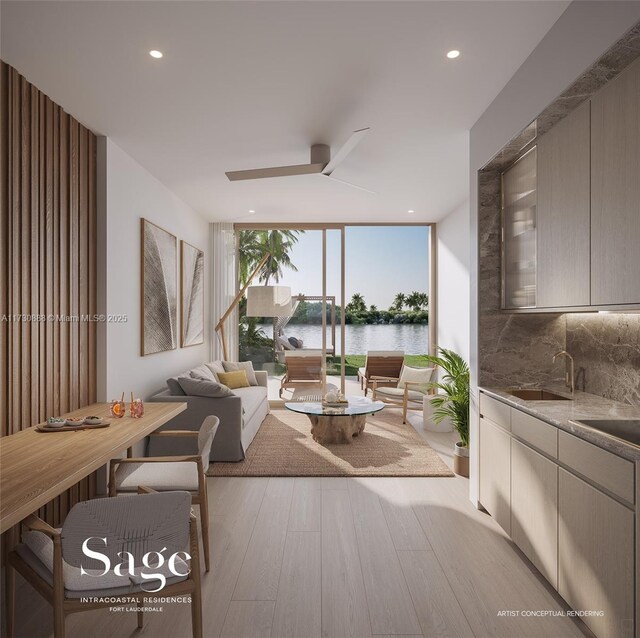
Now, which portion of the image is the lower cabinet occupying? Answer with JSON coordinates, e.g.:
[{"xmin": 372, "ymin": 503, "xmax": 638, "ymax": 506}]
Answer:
[
  {"xmin": 558, "ymin": 469, "xmax": 635, "ymax": 638},
  {"xmin": 510, "ymin": 439, "xmax": 558, "ymax": 588},
  {"xmin": 479, "ymin": 416, "xmax": 511, "ymax": 535}
]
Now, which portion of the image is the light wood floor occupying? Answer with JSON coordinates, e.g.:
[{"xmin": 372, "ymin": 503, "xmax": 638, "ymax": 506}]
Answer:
[{"xmin": 5, "ymin": 416, "xmax": 591, "ymax": 638}]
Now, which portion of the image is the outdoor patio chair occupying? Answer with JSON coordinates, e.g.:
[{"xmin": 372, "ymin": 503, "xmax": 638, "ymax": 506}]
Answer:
[
  {"xmin": 5, "ymin": 490, "xmax": 202, "ymax": 638},
  {"xmin": 109, "ymin": 415, "xmax": 219, "ymax": 572},
  {"xmin": 357, "ymin": 350, "xmax": 405, "ymax": 396},
  {"xmin": 279, "ymin": 350, "xmax": 325, "ymax": 398},
  {"xmin": 372, "ymin": 365, "xmax": 435, "ymax": 423}
]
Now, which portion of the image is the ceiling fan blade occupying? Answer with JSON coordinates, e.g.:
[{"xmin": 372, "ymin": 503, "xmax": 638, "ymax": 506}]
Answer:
[
  {"xmin": 322, "ymin": 127, "xmax": 370, "ymax": 176},
  {"xmin": 226, "ymin": 163, "xmax": 325, "ymax": 181},
  {"xmin": 324, "ymin": 175, "xmax": 377, "ymax": 195}
]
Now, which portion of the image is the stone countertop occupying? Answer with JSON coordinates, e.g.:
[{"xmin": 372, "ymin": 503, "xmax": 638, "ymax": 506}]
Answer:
[{"xmin": 479, "ymin": 386, "xmax": 640, "ymax": 462}]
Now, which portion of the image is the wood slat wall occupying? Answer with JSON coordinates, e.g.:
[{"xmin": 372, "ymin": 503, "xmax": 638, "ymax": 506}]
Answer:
[{"xmin": 0, "ymin": 60, "xmax": 97, "ymax": 525}]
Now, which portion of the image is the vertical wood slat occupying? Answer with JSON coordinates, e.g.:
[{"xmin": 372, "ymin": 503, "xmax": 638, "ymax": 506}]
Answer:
[{"xmin": 1, "ymin": 61, "xmax": 97, "ymax": 526}]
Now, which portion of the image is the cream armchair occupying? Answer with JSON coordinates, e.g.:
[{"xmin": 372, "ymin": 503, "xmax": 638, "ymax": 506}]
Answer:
[
  {"xmin": 372, "ymin": 365, "xmax": 435, "ymax": 423},
  {"xmin": 110, "ymin": 415, "xmax": 219, "ymax": 573},
  {"xmin": 5, "ymin": 490, "xmax": 202, "ymax": 638}
]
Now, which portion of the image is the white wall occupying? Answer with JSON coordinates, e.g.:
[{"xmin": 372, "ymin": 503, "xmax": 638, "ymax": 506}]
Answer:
[
  {"xmin": 468, "ymin": 1, "xmax": 640, "ymax": 505},
  {"xmin": 437, "ymin": 200, "xmax": 470, "ymax": 362},
  {"xmin": 96, "ymin": 138, "xmax": 210, "ymax": 402}
]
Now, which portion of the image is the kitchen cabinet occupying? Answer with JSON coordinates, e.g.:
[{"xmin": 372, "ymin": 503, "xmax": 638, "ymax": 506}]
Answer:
[
  {"xmin": 478, "ymin": 391, "xmax": 638, "ymax": 637},
  {"xmin": 501, "ymin": 147, "xmax": 537, "ymax": 309},
  {"xmin": 558, "ymin": 468, "xmax": 635, "ymax": 637},
  {"xmin": 479, "ymin": 416, "xmax": 511, "ymax": 534},
  {"xmin": 510, "ymin": 439, "xmax": 558, "ymax": 588},
  {"xmin": 591, "ymin": 58, "xmax": 640, "ymax": 305},
  {"xmin": 536, "ymin": 100, "xmax": 590, "ymax": 308}
]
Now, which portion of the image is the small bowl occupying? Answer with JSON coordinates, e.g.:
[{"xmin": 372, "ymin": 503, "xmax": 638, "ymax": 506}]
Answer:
[
  {"xmin": 47, "ymin": 418, "xmax": 66, "ymax": 428},
  {"xmin": 84, "ymin": 416, "xmax": 104, "ymax": 425},
  {"xmin": 65, "ymin": 418, "xmax": 84, "ymax": 426}
]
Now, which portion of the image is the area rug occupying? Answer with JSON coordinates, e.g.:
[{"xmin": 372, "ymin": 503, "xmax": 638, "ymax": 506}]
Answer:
[{"xmin": 208, "ymin": 409, "xmax": 454, "ymax": 477}]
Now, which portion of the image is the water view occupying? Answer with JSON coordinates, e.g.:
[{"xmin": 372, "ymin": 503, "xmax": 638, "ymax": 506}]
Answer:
[{"xmin": 257, "ymin": 323, "xmax": 428, "ymax": 355}]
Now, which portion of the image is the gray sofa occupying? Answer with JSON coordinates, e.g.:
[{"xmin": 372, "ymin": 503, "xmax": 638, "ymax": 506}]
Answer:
[{"xmin": 148, "ymin": 366, "xmax": 269, "ymax": 462}]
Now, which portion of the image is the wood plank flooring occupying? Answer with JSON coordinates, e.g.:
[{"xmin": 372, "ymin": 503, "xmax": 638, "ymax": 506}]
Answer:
[{"xmin": 4, "ymin": 423, "xmax": 592, "ymax": 638}]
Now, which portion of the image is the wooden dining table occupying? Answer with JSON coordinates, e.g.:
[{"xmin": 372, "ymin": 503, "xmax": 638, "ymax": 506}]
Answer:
[{"xmin": 0, "ymin": 401, "xmax": 186, "ymax": 534}]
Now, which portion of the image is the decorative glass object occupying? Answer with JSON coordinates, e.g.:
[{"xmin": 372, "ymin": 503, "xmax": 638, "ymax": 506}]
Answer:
[
  {"xmin": 129, "ymin": 398, "xmax": 144, "ymax": 419},
  {"xmin": 110, "ymin": 398, "xmax": 125, "ymax": 418}
]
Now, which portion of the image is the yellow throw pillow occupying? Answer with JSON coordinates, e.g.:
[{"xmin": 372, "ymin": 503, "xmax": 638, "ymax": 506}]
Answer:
[{"xmin": 217, "ymin": 370, "xmax": 250, "ymax": 389}]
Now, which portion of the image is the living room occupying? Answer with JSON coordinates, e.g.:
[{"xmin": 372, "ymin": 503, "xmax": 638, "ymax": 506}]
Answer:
[{"xmin": 2, "ymin": 2, "xmax": 640, "ymax": 638}]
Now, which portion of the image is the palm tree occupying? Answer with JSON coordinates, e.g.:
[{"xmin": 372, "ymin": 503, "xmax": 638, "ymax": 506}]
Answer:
[
  {"xmin": 406, "ymin": 291, "xmax": 428, "ymax": 311},
  {"xmin": 238, "ymin": 229, "xmax": 302, "ymax": 285},
  {"xmin": 369, "ymin": 304, "xmax": 377, "ymax": 312},
  {"xmin": 346, "ymin": 293, "xmax": 366, "ymax": 313},
  {"xmin": 391, "ymin": 293, "xmax": 406, "ymax": 311}
]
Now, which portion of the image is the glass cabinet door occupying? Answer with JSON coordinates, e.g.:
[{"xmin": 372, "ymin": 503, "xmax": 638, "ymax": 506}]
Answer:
[{"xmin": 502, "ymin": 147, "xmax": 537, "ymax": 308}]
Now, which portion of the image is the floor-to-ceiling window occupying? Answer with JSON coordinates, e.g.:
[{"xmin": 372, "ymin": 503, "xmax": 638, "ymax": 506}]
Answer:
[{"xmin": 235, "ymin": 224, "xmax": 432, "ymax": 401}]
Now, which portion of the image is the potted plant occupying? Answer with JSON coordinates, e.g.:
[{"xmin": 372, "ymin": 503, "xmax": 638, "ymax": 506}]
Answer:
[{"xmin": 424, "ymin": 348, "xmax": 470, "ymax": 477}]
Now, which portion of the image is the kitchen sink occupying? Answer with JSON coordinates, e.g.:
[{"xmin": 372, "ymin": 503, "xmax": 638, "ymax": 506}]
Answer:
[
  {"xmin": 503, "ymin": 388, "xmax": 572, "ymax": 401},
  {"xmin": 572, "ymin": 419, "xmax": 640, "ymax": 447}
]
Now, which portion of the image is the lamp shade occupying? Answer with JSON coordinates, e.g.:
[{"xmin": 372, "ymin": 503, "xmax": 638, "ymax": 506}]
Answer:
[{"xmin": 246, "ymin": 285, "xmax": 292, "ymax": 317}]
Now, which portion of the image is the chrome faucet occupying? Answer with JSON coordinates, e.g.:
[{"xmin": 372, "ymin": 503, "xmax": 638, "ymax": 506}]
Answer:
[{"xmin": 553, "ymin": 350, "xmax": 575, "ymax": 396}]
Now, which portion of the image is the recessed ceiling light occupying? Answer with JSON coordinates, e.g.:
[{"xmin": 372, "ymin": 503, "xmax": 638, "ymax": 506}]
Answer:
[
  {"xmin": 149, "ymin": 50, "xmax": 163, "ymax": 59},
  {"xmin": 446, "ymin": 50, "xmax": 460, "ymax": 59},
  {"xmin": 248, "ymin": 210, "xmax": 256, "ymax": 214},
  {"xmin": 408, "ymin": 209, "xmax": 415, "ymax": 214}
]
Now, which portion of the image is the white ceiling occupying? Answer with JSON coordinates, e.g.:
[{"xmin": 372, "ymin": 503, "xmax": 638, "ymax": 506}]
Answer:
[{"xmin": 1, "ymin": 1, "xmax": 568, "ymax": 223}]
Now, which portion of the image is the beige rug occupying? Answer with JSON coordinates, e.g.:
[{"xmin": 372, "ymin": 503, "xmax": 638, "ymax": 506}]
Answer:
[{"xmin": 208, "ymin": 409, "xmax": 454, "ymax": 477}]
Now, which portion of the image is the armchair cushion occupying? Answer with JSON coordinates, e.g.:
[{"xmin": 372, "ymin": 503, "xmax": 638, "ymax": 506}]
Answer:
[
  {"xmin": 222, "ymin": 360, "xmax": 258, "ymax": 386},
  {"xmin": 397, "ymin": 366, "xmax": 434, "ymax": 394},
  {"xmin": 177, "ymin": 375, "xmax": 234, "ymax": 398},
  {"xmin": 374, "ymin": 387, "xmax": 426, "ymax": 402},
  {"xmin": 114, "ymin": 461, "xmax": 199, "ymax": 492}
]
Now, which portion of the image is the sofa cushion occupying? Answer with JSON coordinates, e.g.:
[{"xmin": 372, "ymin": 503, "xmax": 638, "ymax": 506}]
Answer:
[
  {"xmin": 218, "ymin": 370, "xmax": 250, "ymax": 389},
  {"xmin": 166, "ymin": 376, "xmax": 186, "ymax": 396},
  {"xmin": 232, "ymin": 386, "xmax": 267, "ymax": 424},
  {"xmin": 205, "ymin": 360, "xmax": 226, "ymax": 382},
  {"xmin": 177, "ymin": 376, "xmax": 234, "ymax": 398},
  {"xmin": 190, "ymin": 364, "xmax": 217, "ymax": 383},
  {"xmin": 222, "ymin": 360, "xmax": 258, "ymax": 386}
]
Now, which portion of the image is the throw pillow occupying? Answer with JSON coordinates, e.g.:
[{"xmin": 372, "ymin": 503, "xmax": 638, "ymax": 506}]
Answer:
[
  {"xmin": 176, "ymin": 376, "xmax": 234, "ymax": 398},
  {"xmin": 288, "ymin": 336, "xmax": 301, "ymax": 348},
  {"xmin": 166, "ymin": 377, "xmax": 186, "ymax": 396},
  {"xmin": 397, "ymin": 366, "xmax": 435, "ymax": 394},
  {"xmin": 222, "ymin": 360, "xmax": 258, "ymax": 386},
  {"xmin": 217, "ymin": 370, "xmax": 250, "ymax": 389},
  {"xmin": 205, "ymin": 360, "xmax": 226, "ymax": 382},
  {"xmin": 190, "ymin": 364, "xmax": 217, "ymax": 383}
]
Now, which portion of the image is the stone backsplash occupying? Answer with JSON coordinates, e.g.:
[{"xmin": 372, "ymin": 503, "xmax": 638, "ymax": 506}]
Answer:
[{"xmin": 566, "ymin": 314, "xmax": 640, "ymax": 407}]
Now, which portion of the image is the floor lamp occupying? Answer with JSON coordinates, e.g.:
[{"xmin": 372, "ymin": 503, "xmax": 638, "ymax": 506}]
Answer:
[{"xmin": 214, "ymin": 253, "xmax": 292, "ymax": 361}]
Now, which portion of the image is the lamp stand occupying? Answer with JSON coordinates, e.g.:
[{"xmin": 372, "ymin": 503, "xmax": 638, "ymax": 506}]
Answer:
[{"xmin": 215, "ymin": 253, "xmax": 270, "ymax": 361}]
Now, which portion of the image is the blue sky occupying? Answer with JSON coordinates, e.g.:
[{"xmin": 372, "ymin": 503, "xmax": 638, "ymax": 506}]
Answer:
[{"xmin": 275, "ymin": 226, "xmax": 429, "ymax": 309}]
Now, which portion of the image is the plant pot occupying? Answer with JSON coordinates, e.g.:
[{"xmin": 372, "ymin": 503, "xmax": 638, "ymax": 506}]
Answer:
[
  {"xmin": 453, "ymin": 441, "xmax": 469, "ymax": 477},
  {"xmin": 422, "ymin": 395, "xmax": 454, "ymax": 432}
]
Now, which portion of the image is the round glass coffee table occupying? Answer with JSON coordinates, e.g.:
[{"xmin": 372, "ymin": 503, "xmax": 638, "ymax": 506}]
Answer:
[{"xmin": 285, "ymin": 397, "xmax": 385, "ymax": 444}]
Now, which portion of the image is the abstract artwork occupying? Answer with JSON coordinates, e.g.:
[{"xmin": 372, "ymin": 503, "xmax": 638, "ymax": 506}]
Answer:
[
  {"xmin": 141, "ymin": 219, "xmax": 177, "ymax": 355},
  {"xmin": 180, "ymin": 241, "xmax": 205, "ymax": 347}
]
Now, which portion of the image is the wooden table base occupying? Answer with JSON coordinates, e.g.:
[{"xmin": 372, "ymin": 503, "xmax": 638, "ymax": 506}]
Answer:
[{"xmin": 307, "ymin": 414, "xmax": 366, "ymax": 444}]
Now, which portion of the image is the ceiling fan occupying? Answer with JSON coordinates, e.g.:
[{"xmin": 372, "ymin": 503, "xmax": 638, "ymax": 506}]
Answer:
[{"xmin": 225, "ymin": 127, "xmax": 375, "ymax": 194}]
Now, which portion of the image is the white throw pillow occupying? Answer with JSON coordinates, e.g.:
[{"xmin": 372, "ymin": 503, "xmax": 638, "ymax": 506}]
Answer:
[
  {"xmin": 398, "ymin": 366, "xmax": 434, "ymax": 394},
  {"xmin": 222, "ymin": 360, "xmax": 258, "ymax": 386},
  {"xmin": 205, "ymin": 360, "xmax": 226, "ymax": 382}
]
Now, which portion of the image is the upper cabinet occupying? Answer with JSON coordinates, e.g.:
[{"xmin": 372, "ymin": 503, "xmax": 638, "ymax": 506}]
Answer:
[
  {"xmin": 536, "ymin": 101, "xmax": 590, "ymax": 308},
  {"xmin": 502, "ymin": 148, "xmax": 537, "ymax": 309},
  {"xmin": 500, "ymin": 58, "xmax": 640, "ymax": 311},
  {"xmin": 590, "ymin": 57, "xmax": 640, "ymax": 306}
]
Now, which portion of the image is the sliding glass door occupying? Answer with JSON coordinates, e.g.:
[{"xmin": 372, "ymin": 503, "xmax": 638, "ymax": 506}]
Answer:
[{"xmin": 234, "ymin": 224, "xmax": 431, "ymax": 401}]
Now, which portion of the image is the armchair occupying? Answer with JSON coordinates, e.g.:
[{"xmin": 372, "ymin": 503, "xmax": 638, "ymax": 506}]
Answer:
[
  {"xmin": 110, "ymin": 415, "xmax": 219, "ymax": 572},
  {"xmin": 371, "ymin": 365, "xmax": 435, "ymax": 423}
]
